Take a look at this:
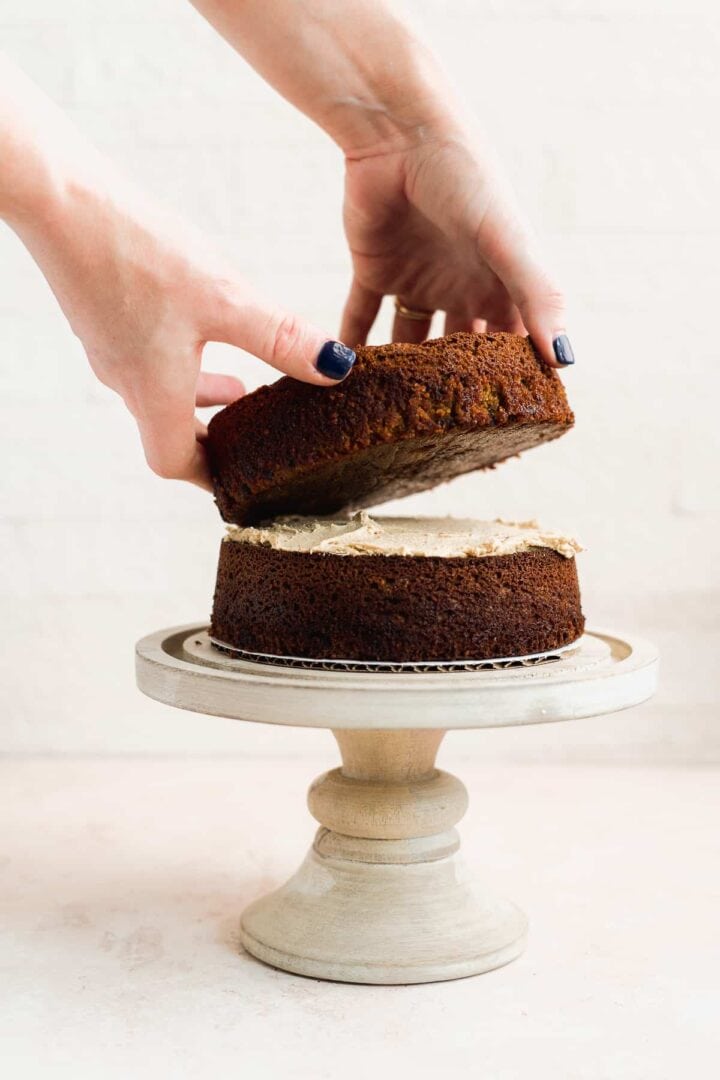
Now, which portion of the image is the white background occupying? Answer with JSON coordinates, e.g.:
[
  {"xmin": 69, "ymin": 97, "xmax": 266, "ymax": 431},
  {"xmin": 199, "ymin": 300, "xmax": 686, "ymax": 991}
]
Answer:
[{"xmin": 1, "ymin": 0, "xmax": 718, "ymax": 759}]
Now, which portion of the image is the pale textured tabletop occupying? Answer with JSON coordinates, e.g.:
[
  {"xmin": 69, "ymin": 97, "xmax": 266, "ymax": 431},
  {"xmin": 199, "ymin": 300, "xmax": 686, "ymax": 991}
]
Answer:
[{"xmin": 1, "ymin": 757, "xmax": 716, "ymax": 1079}]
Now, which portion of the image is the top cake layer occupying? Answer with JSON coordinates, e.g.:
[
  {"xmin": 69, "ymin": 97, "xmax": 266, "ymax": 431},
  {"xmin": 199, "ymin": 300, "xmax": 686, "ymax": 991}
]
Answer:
[
  {"xmin": 207, "ymin": 332, "xmax": 574, "ymax": 525},
  {"xmin": 225, "ymin": 512, "xmax": 582, "ymax": 560}
]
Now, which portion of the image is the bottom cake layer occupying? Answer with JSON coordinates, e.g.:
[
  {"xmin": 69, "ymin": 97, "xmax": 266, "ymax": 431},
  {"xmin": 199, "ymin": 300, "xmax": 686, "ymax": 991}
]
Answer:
[{"xmin": 210, "ymin": 518, "xmax": 585, "ymax": 662}]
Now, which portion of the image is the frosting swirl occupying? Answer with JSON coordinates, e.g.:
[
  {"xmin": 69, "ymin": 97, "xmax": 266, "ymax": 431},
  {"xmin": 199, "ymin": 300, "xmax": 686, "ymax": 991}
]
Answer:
[{"xmin": 225, "ymin": 512, "xmax": 582, "ymax": 559}]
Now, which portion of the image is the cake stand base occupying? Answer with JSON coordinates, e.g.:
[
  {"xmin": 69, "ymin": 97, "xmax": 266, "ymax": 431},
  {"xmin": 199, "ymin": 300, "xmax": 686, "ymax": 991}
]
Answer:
[
  {"xmin": 240, "ymin": 729, "xmax": 526, "ymax": 984},
  {"xmin": 240, "ymin": 843, "xmax": 526, "ymax": 985},
  {"xmin": 136, "ymin": 627, "xmax": 659, "ymax": 986}
]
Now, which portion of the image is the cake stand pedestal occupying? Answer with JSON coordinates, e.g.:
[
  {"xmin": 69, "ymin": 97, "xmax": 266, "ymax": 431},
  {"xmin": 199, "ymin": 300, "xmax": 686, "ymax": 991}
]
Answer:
[{"xmin": 136, "ymin": 628, "xmax": 657, "ymax": 985}]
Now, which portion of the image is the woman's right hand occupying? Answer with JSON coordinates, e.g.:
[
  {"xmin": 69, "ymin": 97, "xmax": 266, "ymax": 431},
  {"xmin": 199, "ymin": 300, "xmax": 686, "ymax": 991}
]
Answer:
[
  {"xmin": 2, "ymin": 50, "xmax": 353, "ymax": 490},
  {"xmin": 10, "ymin": 176, "xmax": 353, "ymax": 489}
]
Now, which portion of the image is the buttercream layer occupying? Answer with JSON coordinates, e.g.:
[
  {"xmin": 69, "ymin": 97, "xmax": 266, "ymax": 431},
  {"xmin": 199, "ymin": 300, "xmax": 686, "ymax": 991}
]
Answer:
[{"xmin": 225, "ymin": 511, "xmax": 582, "ymax": 560}]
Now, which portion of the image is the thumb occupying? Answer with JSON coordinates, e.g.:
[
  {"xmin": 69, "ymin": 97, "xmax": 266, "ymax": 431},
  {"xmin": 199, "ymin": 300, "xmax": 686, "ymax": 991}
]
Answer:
[{"xmin": 209, "ymin": 286, "xmax": 356, "ymax": 384}]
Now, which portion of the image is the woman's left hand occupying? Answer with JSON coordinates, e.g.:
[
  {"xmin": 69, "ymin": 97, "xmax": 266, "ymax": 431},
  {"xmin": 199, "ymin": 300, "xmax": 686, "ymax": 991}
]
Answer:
[{"xmin": 340, "ymin": 129, "xmax": 573, "ymax": 368}]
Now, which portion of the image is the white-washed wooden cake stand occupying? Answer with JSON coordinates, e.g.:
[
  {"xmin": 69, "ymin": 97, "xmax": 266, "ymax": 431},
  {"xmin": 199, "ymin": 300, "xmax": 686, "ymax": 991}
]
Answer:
[{"xmin": 136, "ymin": 627, "xmax": 657, "ymax": 985}]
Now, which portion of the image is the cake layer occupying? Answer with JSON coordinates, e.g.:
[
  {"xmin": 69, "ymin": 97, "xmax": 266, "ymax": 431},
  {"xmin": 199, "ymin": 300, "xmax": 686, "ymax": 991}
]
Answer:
[
  {"xmin": 210, "ymin": 517, "xmax": 585, "ymax": 663},
  {"xmin": 206, "ymin": 332, "xmax": 574, "ymax": 525}
]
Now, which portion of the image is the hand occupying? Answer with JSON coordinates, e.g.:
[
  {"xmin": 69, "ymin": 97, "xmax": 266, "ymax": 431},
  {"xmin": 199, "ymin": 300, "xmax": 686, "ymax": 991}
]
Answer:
[
  {"xmin": 340, "ymin": 130, "xmax": 571, "ymax": 367},
  {"xmin": 14, "ymin": 180, "xmax": 352, "ymax": 489},
  {"xmin": 0, "ymin": 53, "xmax": 356, "ymax": 490},
  {"xmin": 188, "ymin": 4, "xmax": 571, "ymax": 364}
]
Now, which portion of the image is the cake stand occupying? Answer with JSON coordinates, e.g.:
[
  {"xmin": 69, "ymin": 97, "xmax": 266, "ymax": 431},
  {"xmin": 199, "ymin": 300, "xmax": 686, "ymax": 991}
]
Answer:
[{"xmin": 136, "ymin": 627, "xmax": 658, "ymax": 985}]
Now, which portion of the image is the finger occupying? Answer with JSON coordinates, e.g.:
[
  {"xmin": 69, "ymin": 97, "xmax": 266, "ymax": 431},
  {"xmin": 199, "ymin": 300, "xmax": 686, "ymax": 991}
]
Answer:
[
  {"xmin": 340, "ymin": 278, "xmax": 382, "ymax": 346},
  {"xmin": 485, "ymin": 302, "xmax": 525, "ymax": 335},
  {"xmin": 134, "ymin": 394, "xmax": 211, "ymax": 490},
  {"xmin": 513, "ymin": 275, "xmax": 570, "ymax": 368},
  {"xmin": 444, "ymin": 314, "xmax": 487, "ymax": 336},
  {"xmin": 196, "ymin": 372, "xmax": 245, "ymax": 407},
  {"xmin": 209, "ymin": 285, "xmax": 356, "ymax": 384},
  {"xmin": 482, "ymin": 245, "xmax": 570, "ymax": 368},
  {"xmin": 392, "ymin": 306, "xmax": 435, "ymax": 344}
]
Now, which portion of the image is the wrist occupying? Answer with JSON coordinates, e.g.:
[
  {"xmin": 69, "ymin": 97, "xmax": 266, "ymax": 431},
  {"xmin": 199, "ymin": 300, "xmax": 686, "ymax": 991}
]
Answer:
[
  {"xmin": 0, "ymin": 136, "xmax": 60, "ymax": 228},
  {"xmin": 7, "ymin": 142, "xmax": 138, "ymax": 283},
  {"xmin": 327, "ymin": 35, "xmax": 467, "ymax": 159},
  {"xmin": 2, "ymin": 133, "xmax": 112, "ymax": 252}
]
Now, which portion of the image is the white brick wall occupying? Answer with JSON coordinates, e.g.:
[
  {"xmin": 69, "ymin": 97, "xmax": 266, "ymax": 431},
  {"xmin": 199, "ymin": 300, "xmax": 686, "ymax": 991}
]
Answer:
[{"xmin": 1, "ymin": 0, "xmax": 718, "ymax": 756}]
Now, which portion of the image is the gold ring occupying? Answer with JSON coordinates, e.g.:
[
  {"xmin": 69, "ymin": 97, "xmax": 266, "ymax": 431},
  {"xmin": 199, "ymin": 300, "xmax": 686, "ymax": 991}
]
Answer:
[{"xmin": 394, "ymin": 298, "xmax": 435, "ymax": 321}]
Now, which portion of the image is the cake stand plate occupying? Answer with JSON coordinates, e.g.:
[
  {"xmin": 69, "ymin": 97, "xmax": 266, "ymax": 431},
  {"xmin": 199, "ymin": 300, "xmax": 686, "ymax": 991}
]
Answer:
[{"xmin": 136, "ymin": 628, "xmax": 658, "ymax": 984}]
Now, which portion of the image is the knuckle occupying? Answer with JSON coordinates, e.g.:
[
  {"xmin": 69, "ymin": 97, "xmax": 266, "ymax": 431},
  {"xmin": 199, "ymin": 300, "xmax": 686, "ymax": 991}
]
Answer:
[
  {"xmin": 542, "ymin": 286, "xmax": 566, "ymax": 312},
  {"xmin": 84, "ymin": 348, "xmax": 120, "ymax": 390},
  {"xmin": 145, "ymin": 451, "xmax": 182, "ymax": 481},
  {"xmin": 517, "ymin": 283, "xmax": 566, "ymax": 321},
  {"xmin": 269, "ymin": 313, "xmax": 304, "ymax": 368},
  {"xmin": 532, "ymin": 276, "xmax": 565, "ymax": 311}
]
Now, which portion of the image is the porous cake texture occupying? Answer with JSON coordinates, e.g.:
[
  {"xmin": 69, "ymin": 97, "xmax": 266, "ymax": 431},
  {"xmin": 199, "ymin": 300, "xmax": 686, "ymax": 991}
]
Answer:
[
  {"xmin": 206, "ymin": 332, "xmax": 574, "ymax": 526},
  {"xmin": 210, "ymin": 515, "xmax": 585, "ymax": 663}
]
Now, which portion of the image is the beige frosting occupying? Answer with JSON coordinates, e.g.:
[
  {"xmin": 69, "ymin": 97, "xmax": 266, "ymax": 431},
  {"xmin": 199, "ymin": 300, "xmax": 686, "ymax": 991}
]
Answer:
[{"xmin": 225, "ymin": 512, "xmax": 582, "ymax": 559}]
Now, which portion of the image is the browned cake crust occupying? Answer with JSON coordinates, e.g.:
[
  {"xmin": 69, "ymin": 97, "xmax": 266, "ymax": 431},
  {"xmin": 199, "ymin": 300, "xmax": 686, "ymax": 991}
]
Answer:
[
  {"xmin": 206, "ymin": 332, "xmax": 574, "ymax": 525},
  {"xmin": 210, "ymin": 542, "xmax": 585, "ymax": 662}
]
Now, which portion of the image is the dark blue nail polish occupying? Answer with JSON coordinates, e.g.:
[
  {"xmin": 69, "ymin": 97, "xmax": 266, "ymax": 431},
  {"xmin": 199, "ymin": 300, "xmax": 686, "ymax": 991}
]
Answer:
[
  {"xmin": 553, "ymin": 334, "xmax": 575, "ymax": 366},
  {"xmin": 316, "ymin": 340, "xmax": 356, "ymax": 381}
]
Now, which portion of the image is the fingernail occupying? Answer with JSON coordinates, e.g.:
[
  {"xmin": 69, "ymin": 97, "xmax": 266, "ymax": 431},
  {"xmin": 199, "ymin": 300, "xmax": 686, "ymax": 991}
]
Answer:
[
  {"xmin": 552, "ymin": 333, "xmax": 575, "ymax": 366},
  {"xmin": 316, "ymin": 340, "xmax": 356, "ymax": 381}
]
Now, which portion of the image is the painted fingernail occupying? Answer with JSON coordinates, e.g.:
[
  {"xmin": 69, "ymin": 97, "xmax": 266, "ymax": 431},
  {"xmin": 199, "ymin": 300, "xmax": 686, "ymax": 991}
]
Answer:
[
  {"xmin": 552, "ymin": 334, "xmax": 575, "ymax": 366},
  {"xmin": 316, "ymin": 340, "xmax": 356, "ymax": 381}
]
